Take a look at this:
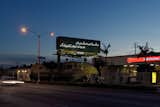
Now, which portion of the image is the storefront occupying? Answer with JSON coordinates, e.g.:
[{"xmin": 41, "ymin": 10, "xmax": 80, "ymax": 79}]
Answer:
[
  {"xmin": 17, "ymin": 67, "xmax": 31, "ymax": 81},
  {"xmin": 128, "ymin": 56, "xmax": 160, "ymax": 85},
  {"xmin": 96, "ymin": 54, "xmax": 160, "ymax": 85}
]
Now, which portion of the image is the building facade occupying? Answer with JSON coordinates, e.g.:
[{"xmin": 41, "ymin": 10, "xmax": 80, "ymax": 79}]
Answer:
[{"xmin": 95, "ymin": 54, "xmax": 160, "ymax": 85}]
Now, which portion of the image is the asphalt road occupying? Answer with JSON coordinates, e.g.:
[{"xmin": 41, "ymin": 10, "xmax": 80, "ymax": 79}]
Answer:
[{"xmin": 0, "ymin": 83, "xmax": 160, "ymax": 107}]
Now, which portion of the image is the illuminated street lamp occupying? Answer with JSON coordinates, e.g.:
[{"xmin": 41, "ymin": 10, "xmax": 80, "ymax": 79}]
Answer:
[
  {"xmin": 20, "ymin": 26, "xmax": 54, "ymax": 83},
  {"xmin": 21, "ymin": 26, "xmax": 41, "ymax": 64},
  {"xmin": 21, "ymin": 27, "xmax": 27, "ymax": 33},
  {"xmin": 50, "ymin": 32, "xmax": 54, "ymax": 37}
]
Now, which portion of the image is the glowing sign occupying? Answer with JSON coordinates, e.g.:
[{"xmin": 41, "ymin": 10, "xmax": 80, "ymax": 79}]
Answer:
[
  {"xmin": 152, "ymin": 72, "xmax": 157, "ymax": 84},
  {"xmin": 127, "ymin": 56, "xmax": 160, "ymax": 63},
  {"xmin": 56, "ymin": 36, "xmax": 100, "ymax": 56}
]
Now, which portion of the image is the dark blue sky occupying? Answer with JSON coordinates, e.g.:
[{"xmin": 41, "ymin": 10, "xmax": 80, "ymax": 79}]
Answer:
[{"xmin": 1, "ymin": 0, "xmax": 160, "ymax": 64}]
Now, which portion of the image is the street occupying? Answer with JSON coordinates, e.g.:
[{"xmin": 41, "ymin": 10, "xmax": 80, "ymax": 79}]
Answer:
[{"xmin": 0, "ymin": 83, "xmax": 160, "ymax": 107}]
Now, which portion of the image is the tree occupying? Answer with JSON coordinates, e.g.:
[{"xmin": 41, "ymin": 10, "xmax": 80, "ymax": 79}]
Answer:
[
  {"xmin": 137, "ymin": 42, "xmax": 155, "ymax": 73},
  {"xmin": 138, "ymin": 42, "xmax": 149, "ymax": 57},
  {"xmin": 73, "ymin": 63, "xmax": 98, "ymax": 82},
  {"xmin": 100, "ymin": 43, "xmax": 111, "ymax": 56},
  {"xmin": 95, "ymin": 43, "xmax": 111, "ymax": 76},
  {"xmin": 137, "ymin": 42, "xmax": 155, "ymax": 57}
]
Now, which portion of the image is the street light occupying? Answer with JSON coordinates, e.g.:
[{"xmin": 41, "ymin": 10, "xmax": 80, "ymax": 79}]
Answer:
[
  {"xmin": 50, "ymin": 32, "xmax": 54, "ymax": 37},
  {"xmin": 20, "ymin": 26, "xmax": 54, "ymax": 83},
  {"xmin": 21, "ymin": 26, "xmax": 41, "ymax": 64},
  {"xmin": 21, "ymin": 27, "xmax": 27, "ymax": 33}
]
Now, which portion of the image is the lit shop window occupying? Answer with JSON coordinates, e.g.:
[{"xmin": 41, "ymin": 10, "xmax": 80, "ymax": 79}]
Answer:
[{"xmin": 152, "ymin": 72, "xmax": 157, "ymax": 84}]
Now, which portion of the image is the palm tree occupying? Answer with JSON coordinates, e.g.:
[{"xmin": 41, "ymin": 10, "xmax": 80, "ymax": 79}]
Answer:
[
  {"xmin": 137, "ymin": 42, "xmax": 155, "ymax": 58},
  {"xmin": 100, "ymin": 43, "xmax": 111, "ymax": 56},
  {"xmin": 137, "ymin": 42, "xmax": 155, "ymax": 73},
  {"xmin": 94, "ymin": 43, "xmax": 111, "ymax": 76}
]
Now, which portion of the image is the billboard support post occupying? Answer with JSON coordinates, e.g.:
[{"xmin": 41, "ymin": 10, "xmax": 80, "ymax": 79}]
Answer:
[{"xmin": 57, "ymin": 50, "xmax": 61, "ymax": 72}]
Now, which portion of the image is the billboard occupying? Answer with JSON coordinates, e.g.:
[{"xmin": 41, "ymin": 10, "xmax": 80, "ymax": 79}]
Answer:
[{"xmin": 56, "ymin": 36, "xmax": 100, "ymax": 56}]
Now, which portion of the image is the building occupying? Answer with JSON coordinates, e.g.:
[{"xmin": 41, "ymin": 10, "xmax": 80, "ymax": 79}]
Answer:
[
  {"xmin": 30, "ymin": 64, "xmax": 50, "ymax": 82},
  {"xmin": 95, "ymin": 53, "xmax": 160, "ymax": 85},
  {"xmin": 17, "ymin": 66, "xmax": 31, "ymax": 81}
]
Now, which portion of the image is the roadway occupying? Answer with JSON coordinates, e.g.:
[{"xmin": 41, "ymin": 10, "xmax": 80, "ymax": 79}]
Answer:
[{"xmin": 0, "ymin": 83, "xmax": 160, "ymax": 107}]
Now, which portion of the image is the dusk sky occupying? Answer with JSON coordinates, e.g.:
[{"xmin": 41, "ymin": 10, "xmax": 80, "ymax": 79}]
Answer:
[{"xmin": 1, "ymin": 0, "xmax": 160, "ymax": 65}]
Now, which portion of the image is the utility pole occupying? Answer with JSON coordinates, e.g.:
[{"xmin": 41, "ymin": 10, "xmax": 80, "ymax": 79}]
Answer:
[
  {"xmin": 37, "ymin": 34, "xmax": 40, "ymax": 83},
  {"xmin": 134, "ymin": 42, "xmax": 137, "ymax": 55}
]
